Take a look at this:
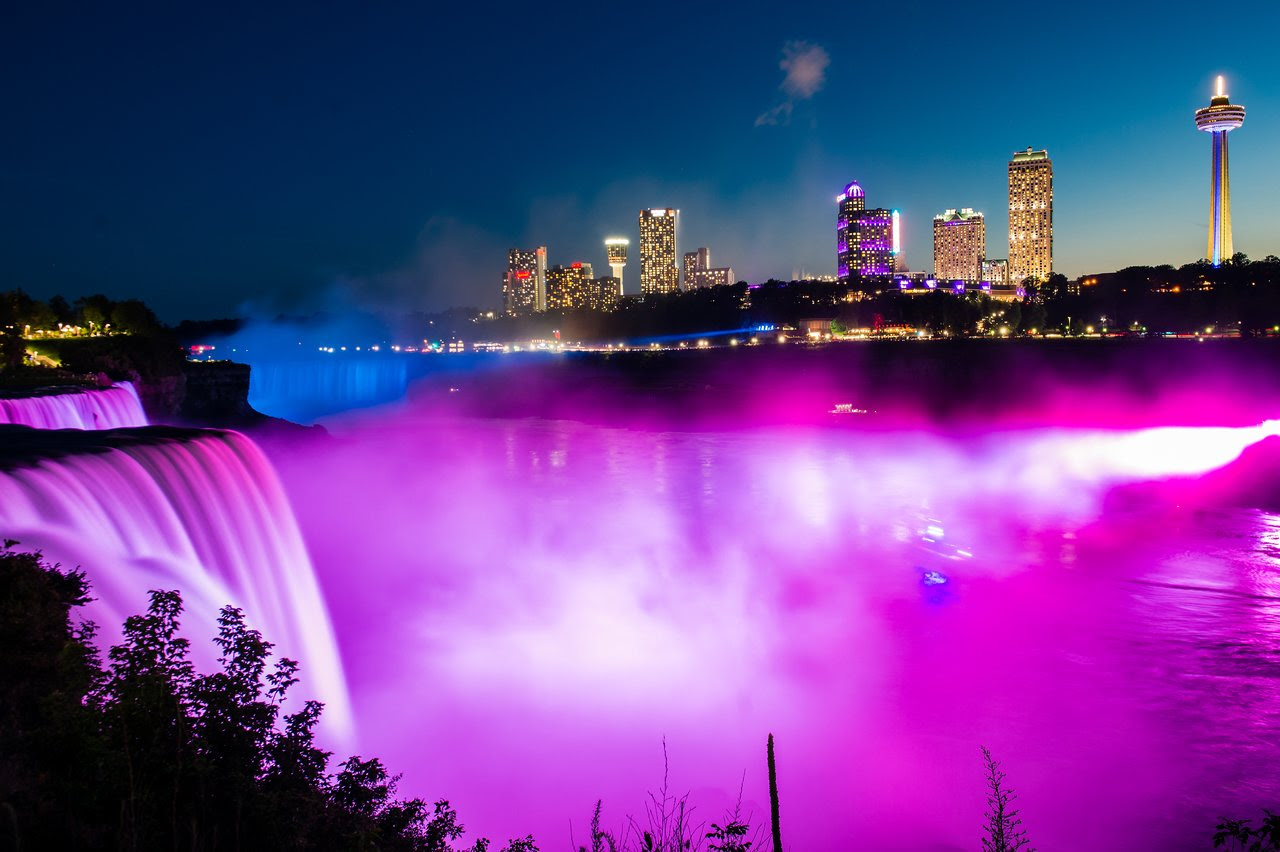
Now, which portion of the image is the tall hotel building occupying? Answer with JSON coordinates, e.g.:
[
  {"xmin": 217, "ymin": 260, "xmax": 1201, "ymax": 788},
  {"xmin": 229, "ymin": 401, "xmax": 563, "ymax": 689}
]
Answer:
[
  {"xmin": 638, "ymin": 208, "xmax": 680, "ymax": 294},
  {"xmin": 545, "ymin": 262, "xmax": 594, "ymax": 310},
  {"xmin": 836, "ymin": 181, "xmax": 895, "ymax": 288},
  {"xmin": 932, "ymin": 208, "xmax": 986, "ymax": 283},
  {"xmin": 1195, "ymin": 76, "xmax": 1245, "ymax": 266},
  {"xmin": 503, "ymin": 246, "xmax": 547, "ymax": 315},
  {"xmin": 1007, "ymin": 148, "xmax": 1053, "ymax": 285},
  {"xmin": 683, "ymin": 247, "xmax": 734, "ymax": 288},
  {"xmin": 683, "ymin": 247, "xmax": 710, "ymax": 289}
]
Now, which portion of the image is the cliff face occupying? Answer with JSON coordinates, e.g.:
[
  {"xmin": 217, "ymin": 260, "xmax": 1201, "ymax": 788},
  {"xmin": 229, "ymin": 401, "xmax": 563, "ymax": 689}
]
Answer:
[
  {"xmin": 135, "ymin": 371, "xmax": 186, "ymax": 420},
  {"xmin": 179, "ymin": 361, "xmax": 253, "ymax": 422}
]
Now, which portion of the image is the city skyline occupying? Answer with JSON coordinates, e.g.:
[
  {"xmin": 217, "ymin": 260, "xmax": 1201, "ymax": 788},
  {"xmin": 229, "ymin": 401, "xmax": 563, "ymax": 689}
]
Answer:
[{"xmin": 4, "ymin": 3, "xmax": 1279, "ymax": 320}]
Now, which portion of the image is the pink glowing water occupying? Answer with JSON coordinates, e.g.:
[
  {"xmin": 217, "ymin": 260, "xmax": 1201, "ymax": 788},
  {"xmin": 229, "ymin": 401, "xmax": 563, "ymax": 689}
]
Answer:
[
  {"xmin": 258, "ymin": 406, "xmax": 1280, "ymax": 851},
  {"xmin": 5, "ymin": 347, "xmax": 1280, "ymax": 849},
  {"xmin": 0, "ymin": 382, "xmax": 148, "ymax": 429}
]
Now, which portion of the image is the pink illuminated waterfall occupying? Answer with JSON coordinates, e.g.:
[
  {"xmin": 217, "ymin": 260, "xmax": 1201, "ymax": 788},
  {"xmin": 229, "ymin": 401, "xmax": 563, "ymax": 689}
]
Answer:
[
  {"xmin": 0, "ymin": 427, "xmax": 352, "ymax": 742},
  {"xmin": 0, "ymin": 383, "xmax": 148, "ymax": 429}
]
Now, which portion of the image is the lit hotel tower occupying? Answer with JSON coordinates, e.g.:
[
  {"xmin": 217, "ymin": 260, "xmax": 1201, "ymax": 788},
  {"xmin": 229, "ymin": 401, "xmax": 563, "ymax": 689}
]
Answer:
[
  {"xmin": 638, "ymin": 208, "xmax": 679, "ymax": 294},
  {"xmin": 1007, "ymin": 148, "xmax": 1053, "ymax": 285},
  {"xmin": 1195, "ymin": 75, "xmax": 1246, "ymax": 266},
  {"xmin": 605, "ymin": 237, "xmax": 629, "ymax": 293}
]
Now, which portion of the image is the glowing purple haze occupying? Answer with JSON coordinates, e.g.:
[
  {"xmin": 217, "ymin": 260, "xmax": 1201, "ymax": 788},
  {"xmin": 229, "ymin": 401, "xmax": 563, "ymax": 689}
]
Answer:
[
  {"xmin": 258, "ymin": 375, "xmax": 1280, "ymax": 850},
  {"xmin": 4, "ymin": 358, "xmax": 1280, "ymax": 848}
]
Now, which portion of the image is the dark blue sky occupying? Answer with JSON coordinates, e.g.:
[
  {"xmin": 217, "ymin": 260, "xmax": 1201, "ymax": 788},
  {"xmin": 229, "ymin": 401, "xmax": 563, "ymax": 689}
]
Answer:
[{"xmin": 4, "ymin": 1, "xmax": 1278, "ymax": 320}]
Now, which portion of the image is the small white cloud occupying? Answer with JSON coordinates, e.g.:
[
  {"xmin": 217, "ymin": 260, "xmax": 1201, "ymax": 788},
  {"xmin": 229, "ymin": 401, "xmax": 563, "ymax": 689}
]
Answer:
[
  {"xmin": 779, "ymin": 41, "xmax": 829, "ymax": 99},
  {"xmin": 756, "ymin": 40, "xmax": 829, "ymax": 126}
]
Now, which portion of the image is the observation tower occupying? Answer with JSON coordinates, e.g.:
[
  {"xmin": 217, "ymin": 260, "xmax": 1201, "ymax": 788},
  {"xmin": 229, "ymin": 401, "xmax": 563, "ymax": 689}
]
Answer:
[
  {"xmin": 605, "ymin": 237, "xmax": 629, "ymax": 293},
  {"xmin": 1194, "ymin": 76, "xmax": 1245, "ymax": 266}
]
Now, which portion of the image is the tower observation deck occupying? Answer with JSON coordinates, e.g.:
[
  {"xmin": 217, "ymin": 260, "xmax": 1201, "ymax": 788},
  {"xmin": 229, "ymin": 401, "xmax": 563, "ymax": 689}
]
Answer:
[
  {"xmin": 605, "ymin": 237, "xmax": 629, "ymax": 294},
  {"xmin": 1194, "ymin": 76, "xmax": 1245, "ymax": 266}
]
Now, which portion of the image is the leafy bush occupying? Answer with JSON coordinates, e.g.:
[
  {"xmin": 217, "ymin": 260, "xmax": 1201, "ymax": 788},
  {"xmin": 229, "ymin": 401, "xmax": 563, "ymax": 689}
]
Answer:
[{"xmin": 0, "ymin": 543, "xmax": 534, "ymax": 852}]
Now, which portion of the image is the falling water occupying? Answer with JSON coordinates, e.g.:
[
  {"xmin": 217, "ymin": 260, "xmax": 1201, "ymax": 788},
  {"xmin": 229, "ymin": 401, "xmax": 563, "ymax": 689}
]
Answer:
[
  {"xmin": 0, "ymin": 425, "xmax": 352, "ymax": 742},
  {"xmin": 249, "ymin": 358, "xmax": 409, "ymax": 423},
  {"xmin": 0, "ymin": 383, "xmax": 148, "ymax": 429}
]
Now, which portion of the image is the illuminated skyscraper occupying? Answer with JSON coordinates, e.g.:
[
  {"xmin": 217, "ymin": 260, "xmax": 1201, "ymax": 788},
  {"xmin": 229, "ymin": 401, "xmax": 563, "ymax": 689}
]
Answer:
[
  {"xmin": 503, "ymin": 246, "xmax": 547, "ymax": 315},
  {"xmin": 545, "ymin": 262, "xmax": 594, "ymax": 310},
  {"xmin": 932, "ymin": 208, "xmax": 986, "ymax": 283},
  {"xmin": 638, "ymin": 208, "xmax": 679, "ymax": 294},
  {"xmin": 605, "ymin": 237, "xmax": 629, "ymax": 292},
  {"xmin": 592, "ymin": 276, "xmax": 621, "ymax": 311},
  {"xmin": 836, "ymin": 181, "xmax": 895, "ymax": 288},
  {"xmin": 1195, "ymin": 76, "xmax": 1246, "ymax": 266},
  {"xmin": 1007, "ymin": 148, "xmax": 1053, "ymax": 285}
]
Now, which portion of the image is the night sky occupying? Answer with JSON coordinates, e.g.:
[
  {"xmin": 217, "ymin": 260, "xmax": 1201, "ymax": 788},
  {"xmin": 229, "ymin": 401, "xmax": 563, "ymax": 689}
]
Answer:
[{"xmin": 4, "ymin": 1, "xmax": 1279, "ymax": 321}]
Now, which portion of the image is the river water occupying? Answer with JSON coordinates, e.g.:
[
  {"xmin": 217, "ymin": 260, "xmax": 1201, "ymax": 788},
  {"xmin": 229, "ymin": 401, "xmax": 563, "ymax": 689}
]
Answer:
[{"xmin": 264, "ymin": 407, "xmax": 1280, "ymax": 851}]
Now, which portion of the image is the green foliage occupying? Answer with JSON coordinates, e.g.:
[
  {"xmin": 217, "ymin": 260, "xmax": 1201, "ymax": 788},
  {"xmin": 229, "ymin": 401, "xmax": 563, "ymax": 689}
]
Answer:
[
  {"xmin": 706, "ymin": 820, "xmax": 752, "ymax": 852},
  {"xmin": 34, "ymin": 333, "xmax": 186, "ymax": 381},
  {"xmin": 0, "ymin": 542, "xmax": 104, "ymax": 848},
  {"xmin": 1039, "ymin": 255, "xmax": 1280, "ymax": 335},
  {"xmin": 0, "ymin": 289, "xmax": 182, "ymax": 386},
  {"xmin": 0, "ymin": 543, "xmax": 529, "ymax": 852},
  {"xmin": 1019, "ymin": 300, "xmax": 1046, "ymax": 334},
  {"xmin": 0, "ymin": 328, "xmax": 26, "ymax": 370},
  {"xmin": 109, "ymin": 298, "xmax": 162, "ymax": 334},
  {"xmin": 1214, "ymin": 811, "xmax": 1280, "ymax": 851},
  {"xmin": 0, "ymin": 289, "xmax": 163, "ymax": 337},
  {"xmin": 981, "ymin": 746, "xmax": 1033, "ymax": 852}
]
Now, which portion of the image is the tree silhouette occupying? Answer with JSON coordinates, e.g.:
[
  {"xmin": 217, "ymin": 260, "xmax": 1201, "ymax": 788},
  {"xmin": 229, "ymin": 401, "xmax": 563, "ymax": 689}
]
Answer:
[
  {"xmin": 980, "ymin": 746, "xmax": 1033, "ymax": 852},
  {"xmin": 1214, "ymin": 811, "xmax": 1280, "ymax": 851},
  {"xmin": 0, "ymin": 543, "xmax": 535, "ymax": 852}
]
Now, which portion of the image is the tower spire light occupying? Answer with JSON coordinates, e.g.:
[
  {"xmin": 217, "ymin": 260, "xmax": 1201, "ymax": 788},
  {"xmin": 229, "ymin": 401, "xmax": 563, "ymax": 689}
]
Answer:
[{"xmin": 1194, "ymin": 76, "xmax": 1245, "ymax": 266}]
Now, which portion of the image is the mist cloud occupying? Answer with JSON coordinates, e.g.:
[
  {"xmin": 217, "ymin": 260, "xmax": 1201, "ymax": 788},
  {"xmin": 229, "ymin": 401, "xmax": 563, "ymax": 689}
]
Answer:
[{"xmin": 756, "ymin": 41, "xmax": 830, "ymax": 126}]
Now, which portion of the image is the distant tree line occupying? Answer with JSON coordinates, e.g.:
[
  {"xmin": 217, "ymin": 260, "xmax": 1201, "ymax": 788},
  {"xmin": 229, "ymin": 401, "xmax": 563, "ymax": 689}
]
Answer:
[
  {"xmin": 0, "ymin": 291, "xmax": 162, "ymax": 337},
  {"xmin": 1035, "ymin": 254, "xmax": 1280, "ymax": 336},
  {"xmin": 9, "ymin": 254, "xmax": 1280, "ymax": 358},
  {"xmin": 456, "ymin": 282, "xmax": 1031, "ymax": 344},
  {"xmin": 0, "ymin": 291, "xmax": 187, "ymax": 383}
]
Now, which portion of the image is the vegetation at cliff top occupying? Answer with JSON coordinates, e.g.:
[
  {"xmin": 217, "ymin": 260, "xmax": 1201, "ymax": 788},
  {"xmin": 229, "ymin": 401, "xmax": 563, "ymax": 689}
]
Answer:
[{"xmin": 1, "ymin": 290, "xmax": 184, "ymax": 384}]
